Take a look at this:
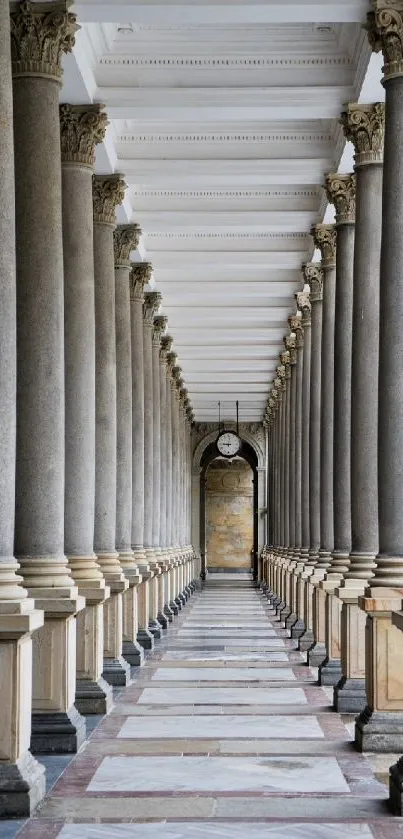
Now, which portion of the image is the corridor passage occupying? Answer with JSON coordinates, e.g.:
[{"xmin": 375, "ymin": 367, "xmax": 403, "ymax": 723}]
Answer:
[{"xmin": 16, "ymin": 577, "xmax": 398, "ymax": 838}]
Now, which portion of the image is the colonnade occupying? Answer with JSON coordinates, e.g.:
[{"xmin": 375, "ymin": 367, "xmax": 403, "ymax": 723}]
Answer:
[
  {"xmin": 262, "ymin": 1, "xmax": 403, "ymax": 815},
  {"xmin": 0, "ymin": 0, "xmax": 196, "ymax": 817}
]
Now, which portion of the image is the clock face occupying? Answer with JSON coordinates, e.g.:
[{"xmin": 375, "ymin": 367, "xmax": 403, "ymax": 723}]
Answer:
[{"xmin": 216, "ymin": 431, "xmax": 241, "ymax": 457}]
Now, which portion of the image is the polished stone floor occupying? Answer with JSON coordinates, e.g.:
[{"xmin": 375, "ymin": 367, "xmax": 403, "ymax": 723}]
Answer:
[{"xmin": 10, "ymin": 574, "xmax": 403, "ymax": 838}]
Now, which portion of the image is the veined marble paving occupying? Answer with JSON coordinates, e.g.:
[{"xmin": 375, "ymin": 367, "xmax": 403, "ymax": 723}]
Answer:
[
  {"xmin": 138, "ymin": 687, "xmax": 307, "ymax": 704},
  {"xmin": 16, "ymin": 576, "xmax": 392, "ymax": 839},
  {"xmin": 87, "ymin": 755, "xmax": 350, "ymax": 793},
  {"xmin": 117, "ymin": 714, "xmax": 324, "ymax": 739},
  {"xmin": 151, "ymin": 667, "xmax": 296, "ymax": 681}
]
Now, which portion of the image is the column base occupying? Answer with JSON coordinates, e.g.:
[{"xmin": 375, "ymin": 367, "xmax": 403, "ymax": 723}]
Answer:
[
  {"xmin": 285, "ymin": 612, "xmax": 297, "ymax": 630},
  {"xmin": 307, "ymin": 642, "xmax": 327, "ymax": 667},
  {"xmin": 333, "ymin": 676, "xmax": 367, "ymax": 714},
  {"xmin": 291, "ymin": 619, "xmax": 305, "ymax": 640},
  {"xmin": 31, "ymin": 706, "xmax": 86, "ymax": 754},
  {"xmin": 164, "ymin": 603, "xmax": 175, "ymax": 622},
  {"xmin": 137, "ymin": 627, "xmax": 154, "ymax": 650},
  {"xmin": 173, "ymin": 597, "xmax": 183, "ymax": 611},
  {"xmin": 355, "ymin": 706, "xmax": 403, "ymax": 752},
  {"xmin": 318, "ymin": 658, "xmax": 342, "ymax": 687},
  {"xmin": 157, "ymin": 611, "xmax": 169, "ymax": 630},
  {"xmin": 102, "ymin": 656, "xmax": 131, "ymax": 687},
  {"xmin": 298, "ymin": 628, "xmax": 315, "ymax": 651},
  {"xmin": 149, "ymin": 619, "xmax": 164, "ymax": 639},
  {"xmin": 169, "ymin": 599, "xmax": 180, "ymax": 616},
  {"xmin": 177, "ymin": 593, "xmax": 186, "ymax": 607},
  {"xmin": 122, "ymin": 638, "xmax": 145, "ymax": 667},
  {"xmin": 279, "ymin": 604, "xmax": 292, "ymax": 621},
  {"xmin": 389, "ymin": 756, "xmax": 403, "ymax": 815},
  {"xmin": 0, "ymin": 750, "xmax": 46, "ymax": 818},
  {"xmin": 75, "ymin": 677, "xmax": 114, "ymax": 715}
]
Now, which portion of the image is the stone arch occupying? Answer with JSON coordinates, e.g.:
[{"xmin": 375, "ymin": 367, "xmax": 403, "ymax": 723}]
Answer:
[{"xmin": 193, "ymin": 426, "xmax": 265, "ymax": 474}]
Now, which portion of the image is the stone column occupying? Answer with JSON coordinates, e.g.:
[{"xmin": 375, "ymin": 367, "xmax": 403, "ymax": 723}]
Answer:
[
  {"xmin": 280, "ymin": 339, "xmax": 295, "ymax": 621},
  {"xmin": 92, "ymin": 175, "xmax": 130, "ymax": 687},
  {"xmin": 153, "ymin": 314, "xmax": 169, "ymax": 629},
  {"xmin": 294, "ymin": 285, "xmax": 312, "ymax": 639},
  {"xmin": 159, "ymin": 334, "xmax": 175, "ymax": 623},
  {"xmin": 334, "ymin": 102, "xmax": 384, "ymax": 713},
  {"xmin": 355, "ymin": 4, "xmax": 403, "ymax": 752},
  {"xmin": 60, "ymin": 103, "xmax": 113, "ymax": 714},
  {"xmin": 143, "ymin": 291, "xmax": 163, "ymax": 637},
  {"xmin": 0, "ymin": 0, "xmax": 45, "ymax": 814},
  {"xmin": 172, "ymin": 366, "xmax": 185, "ymax": 606},
  {"xmin": 319, "ymin": 176, "xmax": 356, "ymax": 687},
  {"xmin": 299, "ymin": 264, "xmax": 323, "ymax": 653},
  {"xmin": 12, "ymin": 0, "xmax": 86, "ymax": 753},
  {"xmin": 114, "ymin": 226, "xmax": 144, "ymax": 667},
  {"xmin": 129, "ymin": 263, "xmax": 154, "ymax": 651},
  {"xmin": 286, "ymin": 315, "xmax": 304, "ymax": 631}
]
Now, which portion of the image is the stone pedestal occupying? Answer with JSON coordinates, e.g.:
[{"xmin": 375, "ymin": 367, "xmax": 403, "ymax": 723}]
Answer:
[
  {"xmin": 355, "ymin": 588, "xmax": 403, "ymax": 752},
  {"xmin": 137, "ymin": 570, "xmax": 155, "ymax": 650},
  {"xmin": 318, "ymin": 579, "xmax": 342, "ymax": 686},
  {"xmin": 75, "ymin": 599, "xmax": 113, "ymax": 714},
  {"xmin": 333, "ymin": 581, "xmax": 367, "ymax": 713},
  {"xmin": 102, "ymin": 590, "xmax": 130, "ymax": 686},
  {"xmin": 122, "ymin": 576, "xmax": 145, "ymax": 667}
]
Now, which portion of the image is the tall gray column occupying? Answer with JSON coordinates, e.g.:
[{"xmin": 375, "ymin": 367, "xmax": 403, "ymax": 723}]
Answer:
[
  {"xmin": 129, "ymin": 263, "xmax": 154, "ymax": 650},
  {"xmin": 92, "ymin": 175, "xmax": 130, "ymax": 687},
  {"xmin": 153, "ymin": 314, "xmax": 169, "ymax": 629},
  {"xmin": 0, "ymin": 0, "xmax": 44, "ymax": 814},
  {"xmin": 159, "ymin": 334, "xmax": 175, "ymax": 621},
  {"xmin": 60, "ymin": 104, "xmax": 113, "ymax": 714},
  {"xmin": 312, "ymin": 224, "xmax": 337, "ymax": 567},
  {"xmin": 114, "ymin": 226, "xmax": 144, "ymax": 667},
  {"xmin": 143, "ymin": 291, "xmax": 162, "ymax": 564},
  {"xmin": 12, "ymin": 0, "xmax": 85, "ymax": 754},
  {"xmin": 285, "ymin": 314, "xmax": 304, "ymax": 631},
  {"xmin": 287, "ymin": 331, "xmax": 297, "ymax": 556},
  {"xmin": 162, "ymin": 338, "xmax": 174, "ymax": 555},
  {"xmin": 340, "ymin": 103, "xmax": 384, "ymax": 583},
  {"xmin": 278, "ymin": 364, "xmax": 286, "ymax": 553}
]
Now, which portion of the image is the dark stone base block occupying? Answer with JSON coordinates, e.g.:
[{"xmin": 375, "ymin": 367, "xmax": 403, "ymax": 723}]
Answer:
[
  {"xmin": 157, "ymin": 611, "xmax": 169, "ymax": 630},
  {"xmin": 285, "ymin": 612, "xmax": 297, "ymax": 630},
  {"xmin": 31, "ymin": 706, "xmax": 86, "ymax": 754},
  {"xmin": 178, "ymin": 593, "xmax": 186, "ymax": 606},
  {"xmin": 75, "ymin": 676, "xmax": 113, "ymax": 715},
  {"xmin": 298, "ymin": 628, "xmax": 315, "ymax": 651},
  {"xmin": 164, "ymin": 603, "xmax": 175, "ymax": 622},
  {"xmin": 122, "ymin": 638, "xmax": 145, "ymax": 667},
  {"xmin": 279, "ymin": 605, "xmax": 292, "ymax": 621},
  {"xmin": 102, "ymin": 656, "xmax": 131, "ymax": 687},
  {"xmin": 275, "ymin": 600, "xmax": 286, "ymax": 615},
  {"xmin": 291, "ymin": 619, "xmax": 305, "ymax": 640},
  {"xmin": 149, "ymin": 620, "xmax": 163, "ymax": 640},
  {"xmin": 175, "ymin": 596, "xmax": 185, "ymax": 609},
  {"xmin": 355, "ymin": 706, "xmax": 403, "ymax": 752},
  {"xmin": 0, "ymin": 751, "xmax": 46, "ymax": 818},
  {"xmin": 307, "ymin": 642, "xmax": 327, "ymax": 667},
  {"xmin": 333, "ymin": 676, "xmax": 367, "ymax": 714},
  {"xmin": 389, "ymin": 756, "xmax": 403, "ymax": 815},
  {"xmin": 172, "ymin": 598, "xmax": 182, "ymax": 612},
  {"xmin": 137, "ymin": 627, "xmax": 154, "ymax": 650},
  {"xmin": 319, "ymin": 658, "xmax": 342, "ymax": 687}
]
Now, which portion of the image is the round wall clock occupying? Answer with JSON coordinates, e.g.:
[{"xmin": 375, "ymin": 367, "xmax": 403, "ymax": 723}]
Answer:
[{"xmin": 216, "ymin": 430, "xmax": 242, "ymax": 458}]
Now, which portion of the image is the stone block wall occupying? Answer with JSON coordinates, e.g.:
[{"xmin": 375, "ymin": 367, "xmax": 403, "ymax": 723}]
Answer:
[{"xmin": 206, "ymin": 459, "xmax": 253, "ymax": 570}]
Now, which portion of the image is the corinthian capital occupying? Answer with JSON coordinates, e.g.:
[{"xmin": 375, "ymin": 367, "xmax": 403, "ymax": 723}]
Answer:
[
  {"xmin": 311, "ymin": 224, "xmax": 337, "ymax": 268},
  {"xmin": 340, "ymin": 102, "xmax": 385, "ymax": 167},
  {"xmin": 160, "ymin": 334, "xmax": 173, "ymax": 361},
  {"xmin": 296, "ymin": 282, "xmax": 311, "ymax": 327},
  {"xmin": 60, "ymin": 104, "xmax": 108, "ymax": 167},
  {"xmin": 130, "ymin": 263, "xmax": 152, "ymax": 303},
  {"xmin": 284, "ymin": 332, "xmax": 297, "ymax": 365},
  {"xmin": 367, "ymin": 1, "xmax": 403, "ymax": 80},
  {"xmin": 92, "ymin": 174, "xmax": 126, "ymax": 226},
  {"xmin": 143, "ymin": 291, "xmax": 162, "ymax": 326},
  {"xmin": 153, "ymin": 314, "xmax": 168, "ymax": 345},
  {"xmin": 289, "ymin": 313, "xmax": 304, "ymax": 349},
  {"xmin": 166, "ymin": 351, "xmax": 178, "ymax": 380},
  {"xmin": 302, "ymin": 262, "xmax": 323, "ymax": 303},
  {"xmin": 324, "ymin": 173, "xmax": 356, "ymax": 225},
  {"xmin": 10, "ymin": 1, "xmax": 78, "ymax": 82},
  {"xmin": 114, "ymin": 225, "xmax": 142, "ymax": 267}
]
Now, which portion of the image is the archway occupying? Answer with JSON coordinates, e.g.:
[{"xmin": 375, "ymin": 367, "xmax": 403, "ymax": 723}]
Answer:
[{"xmin": 199, "ymin": 440, "xmax": 259, "ymax": 581}]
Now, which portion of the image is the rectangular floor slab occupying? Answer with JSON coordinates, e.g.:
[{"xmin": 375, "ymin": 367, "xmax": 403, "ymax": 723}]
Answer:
[
  {"xmin": 169, "ymin": 638, "xmax": 287, "ymax": 648},
  {"xmin": 151, "ymin": 667, "xmax": 296, "ymax": 681},
  {"xmin": 117, "ymin": 713, "xmax": 324, "ymax": 740},
  {"xmin": 87, "ymin": 755, "xmax": 349, "ymax": 793},
  {"xmin": 162, "ymin": 651, "xmax": 290, "ymax": 662},
  {"xmin": 58, "ymin": 824, "xmax": 374, "ymax": 839},
  {"xmin": 138, "ymin": 687, "xmax": 307, "ymax": 705}
]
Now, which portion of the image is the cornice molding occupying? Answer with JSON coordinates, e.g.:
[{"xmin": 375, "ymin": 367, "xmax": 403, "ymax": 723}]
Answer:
[
  {"xmin": 100, "ymin": 55, "xmax": 352, "ymax": 69},
  {"xmin": 119, "ymin": 131, "xmax": 332, "ymax": 144},
  {"xmin": 145, "ymin": 231, "xmax": 308, "ymax": 240}
]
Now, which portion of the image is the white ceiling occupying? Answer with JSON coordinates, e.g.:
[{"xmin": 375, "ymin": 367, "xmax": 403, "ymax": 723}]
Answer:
[{"xmin": 63, "ymin": 1, "xmax": 383, "ymax": 421}]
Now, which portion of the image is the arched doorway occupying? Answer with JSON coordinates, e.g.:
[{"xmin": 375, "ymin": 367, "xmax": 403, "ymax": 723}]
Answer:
[{"xmin": 199, "ymin": 440, "xmax": 259, "ymax": 581}]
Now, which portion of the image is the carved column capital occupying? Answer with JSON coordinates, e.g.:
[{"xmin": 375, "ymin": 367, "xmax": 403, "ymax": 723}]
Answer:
[
  {"xmin": 311, "ymin": 224, "xmax": 337, "ymax": 268},
  {"xmin": 296, "ymin": 284, "xmax": 312, "ymax": 327},
  {"xmin": 114, "ymin": 225, "xmax": 142, "ymax": 268},
  {"xmin": 302, "ymin": 262, "xmax": 323, "ymax": 303},
  {"xmin": 340, "ymin": 102, "xmax": 385, "ymax": 166},
  {"xmin": 60, "ymin": 104, "xmax": 108, "ymax": 168},
  {"xmin": 289, "ymin": 313, "xmax": 304, "ymax": 348},
  {"xmin": 367, "ymin": 1, "xmax": 403, "ymax": 80},
  {"xmin": 284, "ymin": 332, "xmax": 297, "ymax": 364},
  {"xmin": 130, "ymin": 262, "xmax": 152, "ymax": 303},
  {"xmin": 92, "ymin": 174, "xmax": 126, "ymax": 226},
  {"xmin": 324, "ymin": 173, "xmax": 356, "ymax": 225},
  {"xmin": 153, "ymin": 314, "xmax": 168, "ymax": 346},
  {"xmin": 143, "ymin": 291, "xmax": 162, "ymax": 326},
  {"xmin": 160, "ymin": 334, "xmax": 174, "ymax": 362},
  {"xmin": 10, "ymin": 0, "xmax": 78, "ymax": 82}
]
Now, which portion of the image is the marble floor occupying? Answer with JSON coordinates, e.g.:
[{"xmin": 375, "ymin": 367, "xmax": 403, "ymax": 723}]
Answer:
[{"xmin": 11, "ymin": 575, "xmax": 403, "ymax": 839}]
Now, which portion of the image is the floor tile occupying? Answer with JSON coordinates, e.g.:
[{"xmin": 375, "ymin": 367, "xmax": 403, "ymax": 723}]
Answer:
[
  {"xmin": 151, "ymin": 667, "xmax": 296, "ymax": 681},
  {"xmin": 117, "ymin": 713, "xmax": 324, "ymax": 739},
  {"xmin": 138, "ymin": 687, "xmax": 307, "ymax": 705},
  {"xmin": 58, "ymin": 825, "xmax": 374, "ymax": 839}
]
